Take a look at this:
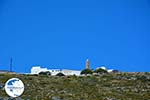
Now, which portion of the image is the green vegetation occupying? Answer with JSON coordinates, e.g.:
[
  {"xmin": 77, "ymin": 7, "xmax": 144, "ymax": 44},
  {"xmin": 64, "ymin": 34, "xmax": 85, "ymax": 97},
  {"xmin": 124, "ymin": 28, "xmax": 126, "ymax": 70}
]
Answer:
[
  {"xmin": 80, "ymin": 69, "xmax": 93, "ymax": 75},
  {"xmin": 94, "ymin": 68, "xmax": 108, "ymax": 74},
  {"xmin": 39, "ymin": 71, "xmax": 51, "ymax": 76},
  {"xmin": 0, "ymin": 73, "xmax": 150, "ymax": 100},
  {"xmin": 56, "ymin": 72, "xmax": 65, "ymax": 76}
]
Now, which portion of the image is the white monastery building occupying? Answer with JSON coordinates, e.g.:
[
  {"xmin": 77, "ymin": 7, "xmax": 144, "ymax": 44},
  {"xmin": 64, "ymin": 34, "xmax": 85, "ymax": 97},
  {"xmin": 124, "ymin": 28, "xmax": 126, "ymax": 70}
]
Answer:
[
  {"xmin": 31, "ymin": 66, "xmax": 81, "ymax": 76},
  {"xmin": 31, "ymin": 59, "xmax": 116, "ymax": 76}
]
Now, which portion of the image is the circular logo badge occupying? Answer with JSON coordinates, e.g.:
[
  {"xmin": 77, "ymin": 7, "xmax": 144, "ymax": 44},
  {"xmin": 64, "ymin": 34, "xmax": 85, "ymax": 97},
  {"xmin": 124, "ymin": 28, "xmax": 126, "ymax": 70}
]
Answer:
[{"xmin": 5, "ymin": 78, "xmax": 24, "ymax": 97}]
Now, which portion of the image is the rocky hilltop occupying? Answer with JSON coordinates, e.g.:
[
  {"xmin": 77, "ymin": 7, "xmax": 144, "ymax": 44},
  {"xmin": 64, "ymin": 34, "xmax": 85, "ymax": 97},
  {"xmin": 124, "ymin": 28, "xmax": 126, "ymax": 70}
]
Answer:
[{"xmin": 0, "ymin": 72, "xmax": 150, "ymax": 100}]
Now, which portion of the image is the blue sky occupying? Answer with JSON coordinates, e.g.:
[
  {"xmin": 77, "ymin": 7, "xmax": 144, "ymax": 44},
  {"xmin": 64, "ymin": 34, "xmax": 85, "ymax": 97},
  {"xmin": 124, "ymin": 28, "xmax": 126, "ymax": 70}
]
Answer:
[{"xmin": 0, "ymin": 0, "xmax": 149, "ymax": 73}]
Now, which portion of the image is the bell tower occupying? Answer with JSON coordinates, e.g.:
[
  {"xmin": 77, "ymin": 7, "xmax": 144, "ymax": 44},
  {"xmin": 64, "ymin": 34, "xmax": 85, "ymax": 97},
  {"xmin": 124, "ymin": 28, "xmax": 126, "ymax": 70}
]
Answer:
[{"xmin": 86, "ymin": 59, "xmax": 90, "ymax": 69}]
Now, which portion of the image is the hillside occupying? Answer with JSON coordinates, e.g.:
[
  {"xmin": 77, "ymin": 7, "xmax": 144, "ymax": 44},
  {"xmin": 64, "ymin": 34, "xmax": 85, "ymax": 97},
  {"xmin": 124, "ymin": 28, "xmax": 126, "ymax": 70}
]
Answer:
[{"xmin": 0, "ymin": 73, "xmax": 150, "ymax": 100}]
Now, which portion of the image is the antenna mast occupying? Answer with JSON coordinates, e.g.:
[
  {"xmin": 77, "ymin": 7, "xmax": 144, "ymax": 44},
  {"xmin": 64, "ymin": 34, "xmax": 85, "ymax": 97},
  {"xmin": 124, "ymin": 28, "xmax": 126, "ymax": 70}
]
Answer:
[{"xmin": 10, "ymin": 58, "xmax": 12, "ymax": 72}]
